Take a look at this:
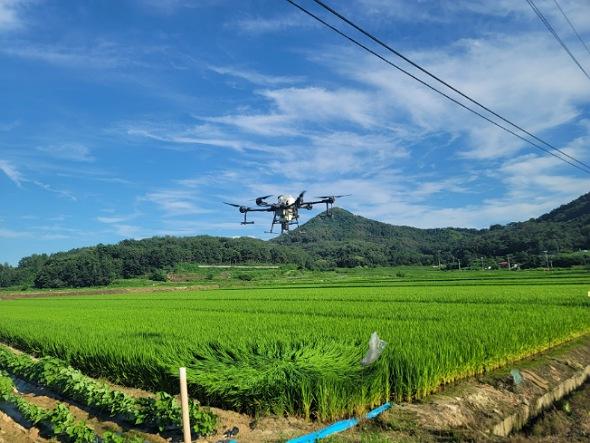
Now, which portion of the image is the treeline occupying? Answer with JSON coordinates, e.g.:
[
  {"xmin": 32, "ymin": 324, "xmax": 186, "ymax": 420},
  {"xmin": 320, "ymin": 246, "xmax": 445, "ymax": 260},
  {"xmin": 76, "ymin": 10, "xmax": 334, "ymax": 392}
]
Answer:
[{"xmin": 0, "ymin": 236, "xmax": 311, "ymax": 289}]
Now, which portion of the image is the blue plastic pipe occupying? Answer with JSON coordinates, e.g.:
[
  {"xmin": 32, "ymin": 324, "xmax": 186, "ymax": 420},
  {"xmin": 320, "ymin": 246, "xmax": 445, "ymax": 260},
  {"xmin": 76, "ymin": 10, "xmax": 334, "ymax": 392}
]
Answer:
[
  {"xmin": 366, "ymin": 402, "xmax": 391, "ymax": 419},
  {"xmin": 286, "ymin": 402, "xmax": 392, "ymax": 442}
]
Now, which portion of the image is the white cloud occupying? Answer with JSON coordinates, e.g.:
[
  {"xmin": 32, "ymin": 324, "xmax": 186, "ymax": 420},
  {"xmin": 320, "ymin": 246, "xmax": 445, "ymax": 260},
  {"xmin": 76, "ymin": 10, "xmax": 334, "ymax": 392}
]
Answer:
[
  {"xmin": 142, "ymin": 190, "xmax": 211, "ymax": 216},
  {"xmin": 231, "ymin": 13, "xmax": 313, "ymax": 34},
  {"xmin": 263, "ymin": 131, "xmax": 409, "ymax": 180},
  {"xmin": 136, "ymin": 0, "xmax": 227, "ymax": 15},
  {"xmin": 97, "ymin": 215, "xmax": 133, "ymax": 224},
  {"xmin": 111, "ymin": 224, "xmax": 140, "ymax": 237},
  {"xmin": 31, "ymin": 180, "xmax": 77, "ymax": 201},
  {"xmin": 207, "ymin": 86, "xmax": 382, "ymax": 136},
  {"xmin": 321, "ymin": 30, "xmax": 590, "ymax": 160},
  {"xmin": 125, "ymin": 122, "xmax": 281, "ymax": 153},
  {"xmin": 0, "ymin": 159, "xmax": 23, "ymax": 186},
  {"xmin": 37, "ymin": 143, "xmax": 94, "ymax": 162},
  {"xmin": 0, "ymin": 39, "xmax": 153, "ymax": 70},
  {"xmin": 0, "ymin": 0, "xmax": 26, "ymax": 31},
  {"xmin": 208, "ymin": 65, "xmax": 303, "ymax": 86},
  {"xmin": 0, "ymin": 227, "xmax": 27, "ymax": 238}
]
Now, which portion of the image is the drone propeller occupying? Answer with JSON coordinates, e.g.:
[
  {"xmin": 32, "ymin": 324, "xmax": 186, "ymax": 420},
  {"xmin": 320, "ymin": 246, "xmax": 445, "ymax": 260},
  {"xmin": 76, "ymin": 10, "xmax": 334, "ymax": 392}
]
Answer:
[
  {"xmin": 224, "ymin": 202, "xmax": 248, "ymax": 213},
  {"xmin": 315, "ymin": 194, "xmax": 351, "ymax": 199},
  {"xmin": 255, "ymin": 194, "xmax": 273, "ymax": 206},
  {"xmin": 294, "ymin": 190, "xmax": 306, "ymax": 205}
]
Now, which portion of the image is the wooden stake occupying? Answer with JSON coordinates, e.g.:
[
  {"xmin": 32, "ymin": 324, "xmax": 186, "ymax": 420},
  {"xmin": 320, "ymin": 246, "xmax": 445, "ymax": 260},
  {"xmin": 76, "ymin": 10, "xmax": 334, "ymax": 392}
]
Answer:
[{"xmin": 179, "ymin": 367, "xmax": 191, "ymax": 443}]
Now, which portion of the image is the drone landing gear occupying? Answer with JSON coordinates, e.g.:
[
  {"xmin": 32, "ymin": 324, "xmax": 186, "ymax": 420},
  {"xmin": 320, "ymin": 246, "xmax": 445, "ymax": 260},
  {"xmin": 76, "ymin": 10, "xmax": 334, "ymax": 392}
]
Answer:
[
  {"xmin": 241, "ymin": 213, "xmax": 254, "ymax": 225},
  {"xmin": 265, "ymin": 214, "xmax": 300, "ymax": 234},
  {"xmin": 325, "ymin": 201, "xmax": 334, "ymax": 217}
]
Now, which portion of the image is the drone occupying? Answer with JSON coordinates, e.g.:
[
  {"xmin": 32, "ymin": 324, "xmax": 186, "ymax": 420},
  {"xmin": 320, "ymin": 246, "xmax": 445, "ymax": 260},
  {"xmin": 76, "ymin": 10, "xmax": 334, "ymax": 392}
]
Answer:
[{"xmin": 224, "ymin": 191, "xmax": 350, "ymax": 234}]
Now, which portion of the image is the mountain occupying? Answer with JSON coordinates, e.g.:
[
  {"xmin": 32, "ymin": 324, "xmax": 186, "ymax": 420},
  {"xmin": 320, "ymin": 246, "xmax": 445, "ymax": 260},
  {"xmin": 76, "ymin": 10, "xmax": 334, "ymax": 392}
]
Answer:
[
  {"xmin": 537, "ymin": 191, "xmax": 590, "ymax": 223},
  {"xmin": 274, "ymin": 192, "xmax": 590, "ymax": 268},
  {"xmin": 275, "ymin": 207, "xmax": 476, "ymax": 244}
]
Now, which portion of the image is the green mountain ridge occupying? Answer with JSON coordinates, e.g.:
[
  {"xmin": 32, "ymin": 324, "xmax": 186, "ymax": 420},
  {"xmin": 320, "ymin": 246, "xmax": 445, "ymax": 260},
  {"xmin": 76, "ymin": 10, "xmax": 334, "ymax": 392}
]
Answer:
[
  {"xmin": 1, "ymin": 192, "xmax": 589, "ymax": 288},
  {"xmin": 275, "ymin": 192, "xmax": 590, "ymax": 267},
  {"xmin": 288, "ymin": 191, "xmax": 590, "ymax": 242}
]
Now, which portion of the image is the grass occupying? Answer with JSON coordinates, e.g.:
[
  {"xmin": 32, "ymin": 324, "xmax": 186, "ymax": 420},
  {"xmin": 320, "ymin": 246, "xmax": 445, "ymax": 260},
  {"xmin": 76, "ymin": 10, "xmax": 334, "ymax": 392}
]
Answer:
[{"xmin": 0, "ymin": 269, "xmax": 588, "ymax": 420}]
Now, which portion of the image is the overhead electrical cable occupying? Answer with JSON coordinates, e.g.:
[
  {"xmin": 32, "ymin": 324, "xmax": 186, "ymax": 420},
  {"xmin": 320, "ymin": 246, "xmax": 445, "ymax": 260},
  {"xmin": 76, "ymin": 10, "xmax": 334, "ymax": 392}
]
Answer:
[
  {"xmin": 308, "ymin": 0, "xmax": 590, "ymax": 172},
  {"xmin": 525, "ymin": 0, "xmax": 590, "ymax": 81},
  {"xmin": 283, "ymin": 0, "xmax": 590, "ymax": 175},
  {"xmin": 552, "ymin": 0, "xmax": 590, "ymax": 58}
]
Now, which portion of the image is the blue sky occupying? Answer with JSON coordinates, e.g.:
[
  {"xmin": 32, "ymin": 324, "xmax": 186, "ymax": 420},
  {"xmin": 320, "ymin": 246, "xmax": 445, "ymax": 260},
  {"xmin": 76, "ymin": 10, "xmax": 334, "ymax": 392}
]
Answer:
[{"xmin": 1, "ymin": 0, "xmax": 590, "ymax": 264}]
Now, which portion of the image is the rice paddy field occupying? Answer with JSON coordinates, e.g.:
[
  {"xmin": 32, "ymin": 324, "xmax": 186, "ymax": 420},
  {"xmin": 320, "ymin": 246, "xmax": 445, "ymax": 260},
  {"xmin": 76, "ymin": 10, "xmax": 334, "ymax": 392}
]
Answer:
[{"xmin": 0, "ymin": 268, "xmax": 588, "ymax": 421}]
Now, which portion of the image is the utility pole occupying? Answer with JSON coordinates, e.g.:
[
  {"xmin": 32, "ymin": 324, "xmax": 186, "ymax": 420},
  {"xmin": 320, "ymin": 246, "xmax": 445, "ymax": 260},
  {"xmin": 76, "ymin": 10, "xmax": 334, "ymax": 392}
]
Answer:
[
  {"xmin": 481, "ymin": 256, "xmax": 484, "ymax": 271},
  {"xmin": 507, "ymin": 255, "xmax": 511, "ymax": 270},
  {"xmin": 543, "ymin": 250, "xmax": 549, "ymax": 269},
  {"xmin": 458, "ymin": 258, "xmax": 461, "ymax": 271},
  {"xmin": 437, "ymin": 250, "xmax": 441, "ymax": 269}
]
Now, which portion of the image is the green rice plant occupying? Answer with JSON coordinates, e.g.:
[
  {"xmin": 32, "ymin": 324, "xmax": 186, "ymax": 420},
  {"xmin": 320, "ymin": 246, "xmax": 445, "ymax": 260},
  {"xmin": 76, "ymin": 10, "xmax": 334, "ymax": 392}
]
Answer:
[{"xmin": 0, "ymin": 277, "xmax": 587, "ymax": 419}]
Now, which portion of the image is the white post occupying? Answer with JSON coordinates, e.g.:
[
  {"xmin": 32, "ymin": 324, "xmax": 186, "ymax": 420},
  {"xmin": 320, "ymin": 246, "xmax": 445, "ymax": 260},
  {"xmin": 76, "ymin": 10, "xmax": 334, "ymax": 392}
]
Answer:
[{"xmin": 179, "ymin": 367, "xmax": 191, "ymax": 443}]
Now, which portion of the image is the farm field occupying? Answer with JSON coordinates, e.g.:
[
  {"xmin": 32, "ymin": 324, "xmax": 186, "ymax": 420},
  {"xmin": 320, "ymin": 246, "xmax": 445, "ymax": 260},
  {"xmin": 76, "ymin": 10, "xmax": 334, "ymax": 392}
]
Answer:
[{"xmin": 0, "ymin": 270, "xmax": 588, "ymax": 423}]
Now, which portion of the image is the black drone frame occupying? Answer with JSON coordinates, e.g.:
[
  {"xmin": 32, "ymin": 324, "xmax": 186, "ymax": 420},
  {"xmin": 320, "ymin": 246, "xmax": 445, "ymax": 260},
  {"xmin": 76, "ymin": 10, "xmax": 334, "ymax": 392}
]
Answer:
[{"xmin": 224, "ymin": 191, "xmax": 350, "ymax": 234}]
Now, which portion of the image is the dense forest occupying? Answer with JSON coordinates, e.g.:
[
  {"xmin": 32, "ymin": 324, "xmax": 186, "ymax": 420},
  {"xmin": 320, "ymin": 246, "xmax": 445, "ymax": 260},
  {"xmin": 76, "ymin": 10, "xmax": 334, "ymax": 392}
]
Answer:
[{"xmin": 1, "ymin": 192, "xmax": 589, "ymax": 289}]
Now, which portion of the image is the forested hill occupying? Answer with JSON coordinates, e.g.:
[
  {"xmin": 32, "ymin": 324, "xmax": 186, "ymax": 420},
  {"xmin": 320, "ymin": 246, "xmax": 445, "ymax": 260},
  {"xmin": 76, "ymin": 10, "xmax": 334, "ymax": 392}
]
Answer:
[
  {"xmin": 275, "ymin": 207, "xmax": 476, "ymax": 243},
  {"xmin": 537, "ymin": 191, "xmax": 590, "ymax": 223},
  {"xmin": 0, "ymin": 192, "xmax": 589, "ymax": 289},
  {"xmin": 276, "ymin": 192, "xmax": 590, "ymax": 267}
]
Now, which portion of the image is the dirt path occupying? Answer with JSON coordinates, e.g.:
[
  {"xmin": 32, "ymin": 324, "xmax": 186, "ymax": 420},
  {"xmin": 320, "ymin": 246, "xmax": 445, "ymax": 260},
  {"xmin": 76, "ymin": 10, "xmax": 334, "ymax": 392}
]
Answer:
[{"xmin": 0, "ymin": 409, "xmax": 46, "ymax": 443}]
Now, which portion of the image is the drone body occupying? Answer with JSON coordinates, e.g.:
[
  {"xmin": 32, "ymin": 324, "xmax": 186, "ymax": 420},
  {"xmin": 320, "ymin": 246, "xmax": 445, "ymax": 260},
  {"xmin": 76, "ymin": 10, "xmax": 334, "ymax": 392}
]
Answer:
[{"xmin": 225, "ymin": 191, "xmax": 349, "ymax": 234}]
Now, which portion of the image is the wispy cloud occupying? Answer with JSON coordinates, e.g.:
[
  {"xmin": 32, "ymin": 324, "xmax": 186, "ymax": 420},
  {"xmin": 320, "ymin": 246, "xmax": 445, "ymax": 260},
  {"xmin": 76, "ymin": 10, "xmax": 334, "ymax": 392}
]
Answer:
[
  {"xmin": 0, "ymin": 38, "xmax": 160, "ymax": 70},
  {"xmin": 0, "ymin": 159, "xmax": 23, "ymax": 186},
  {"xmin": 206, "ymin": 86, "xmax": 381, "ymax": 136},
  {"xmin": 318, "ymin": 30, "xmax": 590, "ymax": 160},
  {"xmin": 0, "ymin": 0, "xmax": 28, "ymax": 32},
  {"xmin": 31, "ymin": 180, "xmax": 77, "ymax": 201},
  {"xmin": 0, "ymin": 120, "xmax": 19, "ymax": 131},
  {"xmin": 37, "ymin": 143, "xmax": 94, "ymax": 162},
  {"xmin": 208, "ymin": 65, "xmax": 304, "ymax": 86},
  {"xmin": 141, "ymin": 189, "xmax": 211, "ymax": 217},
  {"xmin": 125, "ymin": 122, "xmax": 281, "ymax": 153},
  {"xmin": 0, "ymin": 227, "xmax": 28, "ymax": 238},
  {"xmin": 97, "ymin": 215, "xmax": 136, "ymax": 224},
  {"xmin": 136, "ymin": 0, "xmax": 228, "ymax": 15},
  {"xmin": 231, "ymin": 13, "xmax": 314, "ymax": 34}
]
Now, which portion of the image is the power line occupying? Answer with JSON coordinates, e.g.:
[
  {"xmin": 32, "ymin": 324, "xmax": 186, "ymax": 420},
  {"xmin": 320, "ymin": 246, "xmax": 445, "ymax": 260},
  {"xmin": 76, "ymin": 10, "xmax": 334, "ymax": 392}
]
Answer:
[
  {"xmin": 284, "ymin": 0, "xmax": 590, "ymax": 175},
  {"xmin": 526, "ymin": 0, "xmax": 590, "ymax": 81},
  {"xmin": 552, "ymin": 0, "xmax": 590, "ymax": 58},
  {"xmin": 309, "ymin": 0, "xmax": 590, "ymax": 172}
]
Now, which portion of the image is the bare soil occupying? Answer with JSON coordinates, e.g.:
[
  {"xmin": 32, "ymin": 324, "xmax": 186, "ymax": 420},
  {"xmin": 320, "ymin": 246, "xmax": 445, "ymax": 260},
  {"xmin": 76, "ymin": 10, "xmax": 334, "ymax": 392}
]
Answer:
[
  {"xmin": 508, "ymin": 379, "xmax": 590, "ymax": 442},
  {"xmin": 0, "ymin": 409, "xmax": 47, "ymax": 443},
  {"xmin": 0, "ymin": 285, "xmax": 218, "ymax": 300}
]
